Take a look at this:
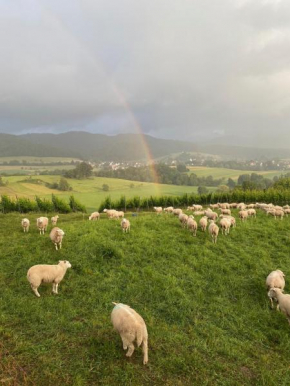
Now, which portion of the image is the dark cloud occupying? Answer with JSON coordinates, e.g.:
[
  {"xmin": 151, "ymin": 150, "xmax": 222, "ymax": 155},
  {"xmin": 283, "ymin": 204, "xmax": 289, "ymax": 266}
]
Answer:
[{"xmin": 0, "ymin": 0, "xmax": 289, "ymax": 147}]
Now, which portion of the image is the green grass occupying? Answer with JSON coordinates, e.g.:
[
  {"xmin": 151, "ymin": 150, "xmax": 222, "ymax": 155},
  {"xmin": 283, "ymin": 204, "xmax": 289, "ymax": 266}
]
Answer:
[
  {"xmin": 0, "ymin": 176, "xmax": 216, "ymax": 212},
  {"xmin": 1, "ymin": 211, "xmax": 290, "ymax": 385},
  {"xmin": 0, "ymin": 156, "xmax": 81, "ymax": 163},
  {"xmin": 187, "ymin": 167, "xmax": 282, "ymax": 181}
]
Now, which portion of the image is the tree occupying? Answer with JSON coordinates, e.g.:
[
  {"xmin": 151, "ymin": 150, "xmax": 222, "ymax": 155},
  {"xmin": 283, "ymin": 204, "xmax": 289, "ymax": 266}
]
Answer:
[
  {"xmin": 176, "ymin": 163, "xmax": 188, "ymax": 173},
  {"xmin": 216, "ymin": 185, "xmax": 229, "ymax": 193},
  {"xmin": 227, "ymin": 178, "xmax": 236, "ymax": 189},
  {"xmin": 198, "ymin": 186, "xmax": 208, "ymax": 195},
  {"xmin": 65, "ymin": 162, "xmax": 93, "ymax": 179},
  {"xmin": 58, "ymin": 177, "xmax": 72, "ymax": 191},
  {"xmin": 102, "ymin": 184, "xmax": 109, "ymax": 191}
]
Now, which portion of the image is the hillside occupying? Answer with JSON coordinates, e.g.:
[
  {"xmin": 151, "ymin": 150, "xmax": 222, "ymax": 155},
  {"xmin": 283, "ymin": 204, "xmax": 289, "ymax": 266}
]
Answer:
[
  {"xmin": 1, "ymin": 211, "xmax": 290, "ymax": 384},
  {"xmin": 1, "ymin": 131, "xmax": 290, "ymax": 161}
]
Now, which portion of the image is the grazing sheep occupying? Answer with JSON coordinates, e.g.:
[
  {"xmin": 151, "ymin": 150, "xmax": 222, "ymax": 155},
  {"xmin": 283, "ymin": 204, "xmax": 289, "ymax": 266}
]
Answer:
[
  {"xmin": 193, "ymin": 210, "xmax": 205, "ymax": 216},
  {"xmin": 205, "ymin": 210, "xmax": 218, "ymax": 221},
  {"xmin": 21, "ymin": 218, "xmax": 30, "ymax": 232},
  {"xmin": 208, "ymin": 220, "xmax": 219, "ymax": 243},
  {"xmin": 210, "ymin": 204, "xmax": 219, "ymax": 209},
  {"xmin": 229, "ymin": 203, "xmax": 238, "ymax": 208},
  {"xmin": 266, "ymin": 270, "xmax": 285, "ymax": 309},
  {"xmin": 239, "ymin": 210, "xmax": 248, "ymax": 221},
  {"xmin": 187, "ymin": 206, "xmax": 195, "ymax": 211},
  {"xmin": 173, "ymin": 208, "xmax": 183, "ymax": 216},
  {"xmin": 267, "ymin": 288, "xmax": 290, "ymax": 324},
  {"xmin": 219, "ymin": 203, "xmax": 230, "ymax": 209},
  {"xmin": 284, "ymin": 209, "xmax": 290, "ymax": 217},
  {"xmin": 111, "ymin": 302, "xmax": 148, "ymax": 365},
  {"xmin": 219, "ymin": 208, "xmax": 231, "ymax": 215},
  {"xmin": 219, "ymin": 215, "xmax": 236, "ymax": 227},
  {"xmin": 51, "ymin": 215, "xmax": 59, "ymax": 226},
  {"xmin": 199, "ymin": 216, "xmax": 208, "ymax": 232},
  {"xmin": 267, "ymin": 209, "xmax": 284, "ymax": 220},
  {"xmin": 121, "ymin": 218, "xmax": 130, "ymax": 233},
  {"xmin": 283, "ymin": 205, "xmax": 290, "ymax": 209},
  {"xmin": 103, "ymin": 209, "xmax": 117, "ymax": 219},
  {"xmin": 164, "ymin": 206, "xmax": 174, "ymax": 213},
  {"xmin": 179, "ymin": 213, "xmax": 189, "ymax": 228},
  {"xmin": 27, "ymin": 260, "xmax": 72, "ymax": 297},
  {"xmin": 153, "ymin": 207, "xmax": 162, "ymax": 215},
  {"xmin": 193, "ymin": 205, "xmax": 203, "ymax": 211},
  {"xmin": 117, "ymin": 211, "xmax": 125, "ymax": 218},
  {"xmin": 220, "ymin": 218, "xmax": 231, "ymax": 235},
  {"xmin": 247, "ymin": 204, "xmax": 255, "ymax": 209},
  {"xmin": 247, "ymin": 209, "xmax": 256, "ymax": 218},
  {"xmin": 187, "ymin": 217, "xmax": 197, "ymax": 236},
  {"xmin": 89, "ymin": 212, "xmax": 100, "ymax": 221},
  {"xmin": 50, "ymin": 227, "xmax": 65, "ymax": 250},
  {"xmin": 37, "ymin": 217, "xmax": 48, "ymax": 235}
]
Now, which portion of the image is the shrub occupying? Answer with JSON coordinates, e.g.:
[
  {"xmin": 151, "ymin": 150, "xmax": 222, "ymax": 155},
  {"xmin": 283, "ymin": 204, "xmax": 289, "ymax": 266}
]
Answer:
[
  {"xmin": 69, "ymin": 196, "xmax": 86, "ymax": 213},
  {"xmin": 52, "ymin": 194, "xmax": 71, "ymax": 213}
]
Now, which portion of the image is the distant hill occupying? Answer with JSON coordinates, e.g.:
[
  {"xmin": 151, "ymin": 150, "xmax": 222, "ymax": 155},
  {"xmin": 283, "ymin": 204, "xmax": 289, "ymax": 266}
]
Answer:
[{"xmin": 0, "ymin": 131, "xmax": 289, "ymax": 161}]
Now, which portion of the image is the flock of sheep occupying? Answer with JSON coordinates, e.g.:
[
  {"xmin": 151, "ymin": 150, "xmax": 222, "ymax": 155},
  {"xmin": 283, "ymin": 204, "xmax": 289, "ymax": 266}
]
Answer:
[{"xmin": 18, "ymin": 201, "xmax": 290, "ymax": 365}]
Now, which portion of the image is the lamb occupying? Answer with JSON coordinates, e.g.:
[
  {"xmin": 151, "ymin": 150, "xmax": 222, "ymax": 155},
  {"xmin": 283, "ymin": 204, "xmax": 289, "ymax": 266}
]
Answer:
[
  {"xmin": 199, "ymin": 216, "xmax": 208, "ymax": 232},
  {"xmin": 27, "ymin": 260, "xmax": 72, "ymax": 297},
  {"xmin": 239, "ymin": 210, "xmax": 248, "ymax": 221},
  {"xmin": 89, "ymin": 212, "xmax": 100, "ymax": 221},
  {"xmin": 179, "ymin": 213, "xmax": 189, "ymax": 228},
  {"xmin": 21, "ymin": 218, "xmax": 30, "ymax": 232},
  {"xmin": 111, "ymin": 302, "xmax": 148, "ymax": 365},
  {"xmin": 121, "ymin": 218, "xmax": 130, "ymax": 233},
  {"xmin": 50, "ymin": 227, "xmax": 65, "ymax": 250},
  {"xmin": 51, "ymin": 215, "xmax": 59, "ymax": 226},
  {"xmin": 266, "ymin": 270, "xmax": 285, "ymax": 309},
  {"xmin": 219, "ymin": 218, "xmax": 231, "ymax": 235},
  {"xmin": 267, "ymin": 288, "xmax": 290, "ymax": 324},
  {"xmin": 204, "ymin": 210, "xmax": 218, "ymax": 221},
  {"xmin": 153, "ymin": 207, "xmax": 162, "ymax": 214},
  {"xmin": 37, "ymin": 217, "xmax": 48, "ymax": 234},
  {"xmin": 187, "ymin": 216, "xmax": 197, "ymax": 236},
  {"xmin": 208, "ymin": 220, "xmax": 219, "ymax": 243}
]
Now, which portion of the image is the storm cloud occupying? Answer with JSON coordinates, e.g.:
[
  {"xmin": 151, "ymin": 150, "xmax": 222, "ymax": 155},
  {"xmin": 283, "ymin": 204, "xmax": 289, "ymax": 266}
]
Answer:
[{"xmin": 1, "ymin": 0, "xmax": 290, "ymax": 147}]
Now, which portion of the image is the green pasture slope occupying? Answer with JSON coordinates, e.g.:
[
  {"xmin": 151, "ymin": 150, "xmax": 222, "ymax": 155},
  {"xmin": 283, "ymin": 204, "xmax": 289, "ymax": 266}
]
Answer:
[
  {"xmin": 0, "ymin": 176, "xmax": 215, "ymax": 212},
  {"xmin": 1, "ymin": 210, "xmax": 290, "ymax": 385},
  {"xmin": 187, "ymin": 167, "xmax": 282, "ymax": 181}
]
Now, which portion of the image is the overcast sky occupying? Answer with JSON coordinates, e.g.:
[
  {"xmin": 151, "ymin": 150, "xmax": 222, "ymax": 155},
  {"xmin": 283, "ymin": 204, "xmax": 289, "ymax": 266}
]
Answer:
[{"xmin": 1, "ymin": 0, "xmax": 290, "ymax": 147}]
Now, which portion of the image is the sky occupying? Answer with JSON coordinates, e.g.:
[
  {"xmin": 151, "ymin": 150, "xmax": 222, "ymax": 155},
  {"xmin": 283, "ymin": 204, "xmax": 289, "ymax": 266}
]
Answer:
[{"xmin": 0, "ymin": 0, "xmax": 290, "ymax": 147}]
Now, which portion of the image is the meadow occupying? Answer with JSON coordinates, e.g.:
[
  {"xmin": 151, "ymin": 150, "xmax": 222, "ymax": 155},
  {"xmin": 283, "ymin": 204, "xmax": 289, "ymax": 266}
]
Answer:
[
  {"xmin": 1, "ymin": 210, "xmax": 290, "ymax": 385},
  {"xmin": 0, "ymin": 176, "xmax": 216, "ymax": 213},
  {"xmin": 187, "ymin": 167, "xmax": 282, "ymax": 181}
]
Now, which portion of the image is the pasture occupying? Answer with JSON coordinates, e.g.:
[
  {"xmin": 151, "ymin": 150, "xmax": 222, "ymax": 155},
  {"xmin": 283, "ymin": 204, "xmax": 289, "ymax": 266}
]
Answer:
[
  {"xmin": 1, "ymin": 210, "xmax": 290, "ymax": 385},
  {"xmin": 187, "ymin": 167, "xmax": 282, "ymax": 181},
  {"xmin": 0, "ymin": 176, "xmax": 216, "ymax": 213}
]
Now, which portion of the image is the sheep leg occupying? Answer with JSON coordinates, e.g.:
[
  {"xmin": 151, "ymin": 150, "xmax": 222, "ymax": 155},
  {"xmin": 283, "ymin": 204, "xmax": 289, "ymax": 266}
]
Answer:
[
  {"xmin": 142, "ymin": 338, "xmax": 148, "ymax": 365},
  {"xmin": 31, "ymin": 285, "xmax": 40, "ymax": 298},
  {"xmin": 52, "ymin": 283, "xmax": 57, "ymax": 293},
  {"xmin": 54, "ymin": 283, "xmax": 59, "ymax": 294},
  {"xmin": 126, "ymin": 343, "xmax": 135, "ymax": 357},
  {"xmin": 55, "ymin": 243, "xmax": 58, "ymax": 251}
]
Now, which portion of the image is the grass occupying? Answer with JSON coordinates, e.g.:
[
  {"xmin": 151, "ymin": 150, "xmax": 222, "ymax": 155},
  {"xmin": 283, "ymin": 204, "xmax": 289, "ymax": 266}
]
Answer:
[
  {"xmin": 1, "ymin": 210, "xmax": 290, "ymax": 385},
  {"xmin": 187, "ymin": 167, "xmax": 282, "ymax": 181},
  {"xmin": 0, "ymin": 176, "xmax": 216, "ymax": 213}
]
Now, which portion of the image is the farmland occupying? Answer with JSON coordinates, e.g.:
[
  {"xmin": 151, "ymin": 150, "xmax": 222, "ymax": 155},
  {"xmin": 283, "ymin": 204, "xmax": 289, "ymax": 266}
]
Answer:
[
  {"xmin": 187, "ymin": 167, "xmax": 282, "ymax": 181},
  {"xmin": 1, "ymin": 210, "xmax": 290, "ymax": 385},
  {"xmin": 0, "ymin": 176, "xmax": 216, "ymax": 213}
]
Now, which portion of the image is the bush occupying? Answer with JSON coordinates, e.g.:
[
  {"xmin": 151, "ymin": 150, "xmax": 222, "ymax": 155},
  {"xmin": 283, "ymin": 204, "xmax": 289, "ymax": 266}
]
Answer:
[
  {"xmin": 69, "ymin": 196, "xmax": 86, "ymax": 213},
  {"xmin": 52, "ymin": 194, "xmax": 71, "ymax": 213}
]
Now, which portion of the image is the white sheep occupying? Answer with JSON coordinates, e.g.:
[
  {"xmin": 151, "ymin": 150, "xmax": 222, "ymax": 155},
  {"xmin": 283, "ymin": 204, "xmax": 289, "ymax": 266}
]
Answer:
[
  {"xmin": 51, "ymin": 215, "xmax": 59, "ymax": 226},
  {"xmin": 21, "ymin": 218, "xmax": 30, "ymax": 232},
  {"xmin": 266, "ymin": 270, "xmax": 285, "ymax": 309},
  {"xmin": 219, "ymin": 215, "xmax": 236, "ymax": 228},
  {"xmin": 37, "ymin": 217, "xmax": 48, "ymax": 235},
  {"xmin": 247, "ymin": 209, "xmax": 256, "ymax": 218},
  {"xmin": 111, "ymin": 302, "xmax": 148, "ymax": 365},
  {"xmin": 187, "ymin": 216, "xmax": 197, "ymax": 236},
  {"xmin": 173, "ymin": 208, "xmax": 183, "ymax": 216},
  {"xmin": 205, "ymin": 210, "xmax": 218, "ymax": 221},
  {"xmin": 103, "ymin": 209, "xmax": 117, "ymax": 219},
  {"xmin": 27, "ymin": 260, "xmax": 72, "ymax": 297},
  {"xmin": 117, "ymin": 211, "xmax": 125, "ymax": 218},
  {"xmin": 267, "ymin": 288, "xmax": 290, "ymax": 324},
  {"xmin": 153, "ymin": 207, "xmax": 162, "ymax": 214},
  {"xmin": 179, "ymin": 213, "xmax": 189, "ymax": 228},
  {"xmin": 219, "ymin": 208, "xmax": 231, "ymax": 215},
  {"xmin": 208, "ymin": 220, "xmax": 219, "ymax": 243},
  {"xmin": 164, "ymin": 206, "xmax": 174, "ymax": 213},
  {"xmin": 89, "ymin": 212, "xmax": 100, "ymax": 221},
  {"xmin": 121, "ymin": 218, "xmax": 130, "ymax": 233},
  {"xmin": 50, "ymin": 227, "xmax": 65, "ymax": 250},
  {"xmin": 239, "ymin": 210, "xmax": 248, "ymax": 221},
  {"xmin": 219, "ymin": 218, "xmax": 231, "ymax": 235},
  {"xmin": 199, "ymin": 216, "xmax": 208, "ymax": 232}
]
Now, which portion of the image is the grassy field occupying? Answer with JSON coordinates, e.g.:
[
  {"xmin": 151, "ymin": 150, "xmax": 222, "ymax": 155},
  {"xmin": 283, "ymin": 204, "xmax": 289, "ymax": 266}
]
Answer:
[
  {"xmin": 0, "ymin": 176, "xmax": 216, "ymax": 213},
  {"xmin": 1, "ymin": 210, "xmax": 290, "ymax": 385},
  {"xmin": 187, "ymin": 167, "xmax": 282, "ymax": 181},
  {"xmin": 0, "ymin": 156, "xmax": 81, "ymax": 164}
]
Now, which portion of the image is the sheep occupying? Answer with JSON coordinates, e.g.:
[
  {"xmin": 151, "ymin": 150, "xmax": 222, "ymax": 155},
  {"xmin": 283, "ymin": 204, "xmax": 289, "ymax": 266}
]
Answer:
[
  {"xmin": 284, "ymin": 209, "xmax": 290, "ymax": 217},
  {"xmin": 199, "ymin": 216, "xmax": 208, "ymax": 232},
  {"xmin": 208, "ymin": 220, "xmax": 219, "ymax": 243},
  {"xmin": 37, "ymin": 217, "xmax": 48, "ymax": 235},
  {"xmin": 21, "ymin": 218, "xmax": 30, "ymax": 232},
  {"xmin": 27, "ymin": 260, "xmax": 72, "ymax": 298},
  {"xmin": 267, "ymin": 288, "xmax": 290, "ymax": 324},
  {"xmin": 187, "ymin": 217, "xmax": 197, "ymax": 236},
  {"xmin": 219, "ymin": 203, "xmax": 230, "ymax": 209},
  {"xmin": 193, "ymin": 205, "xmax": 203, "ymax": 211},
  {"xmin": 229, "ymin": 203, "xmax": 238, "ymax": 208},
  {"xmin": 266, "ymin": 270, "xmax": 285, "ymax": 309},
  {"xmin": 204, "ymin": 210, "xmax": 218, "ymax": 221},
  {"xmin": 219, "ymin": 215, "xmax": 236, "ymax": 227},
  {"xmin": 173, "ymin": 208, "xmax": 183, "ymax": 216},
  {"xmin": 89, "ymin": 212, "xmax": 100, "ymax": 221},
  {"xmin": 51, "ymin": 215, "xmax": 59, "ymax": 226},
  {"xmin": 153, "ymin": 207, "xmax": 162, "ymax": 215},
  {"xmin": 111, "ymin": 302, "xmax": 148, "ymax": 365},
  {"xmin": 50, "ymin": 227, "xmax": 65, "ymax": 250},
  {"xmin": 239, "ymin": 210, "xmax": 248, "ymax": 221},
  {"xmin": 267, "ymin": 209, "xmax": 284, "ymax": 220},
  {"xmin": 210, "ymin": 203, "xmax": 219, "ymax": 209},
  {"xmin": 187, "ymin": 206, "xmax": 195, "ymax": 211},
  {"xmin": 103, "ymin": 209, "xmax": 117, "ymax": 219},
  {"xmin": 283, "ymin": 205, "xmax": 290, "ymax": 209},
  {"xmin": 219, "ymin": 208, "xmax": 231, "ymax": 215},
  {"xmin": 247, "ymin": 204, "xmax": 255, "ymax": 209},
  {"xmin": 193, "ymin": 210, "xmax": 205, "ymax": 216},
  {"xmin": 179, "ymin": 213, "xmax": 189, "ymax": 228},
  {"xmin": 237, "ymin": 203, "xmax": 246, "ymax": 210},
  {"xmin": 219, "ymin": 218, "xmax": 231, "ymax": 235},
  {"xmin": 117, "ymin": 211, "xmax": 125, "ymax": 218},
  {"xmin": 121, "ymin": 218, "xmax": 130, "ymax": 233},
  {"xmin": 247, "ymin": 209, "xmax": 256, "ymax": 218},
  {"xmin": 164, "ymin": 206, "xmax": 174, "ymax": 213}
]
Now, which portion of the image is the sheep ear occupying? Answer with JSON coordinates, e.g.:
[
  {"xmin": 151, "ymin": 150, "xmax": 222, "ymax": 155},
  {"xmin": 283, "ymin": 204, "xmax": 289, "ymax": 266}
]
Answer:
[{"xmin": 64, "ymin": 260, "xmax": 67, "ymax": 263}]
